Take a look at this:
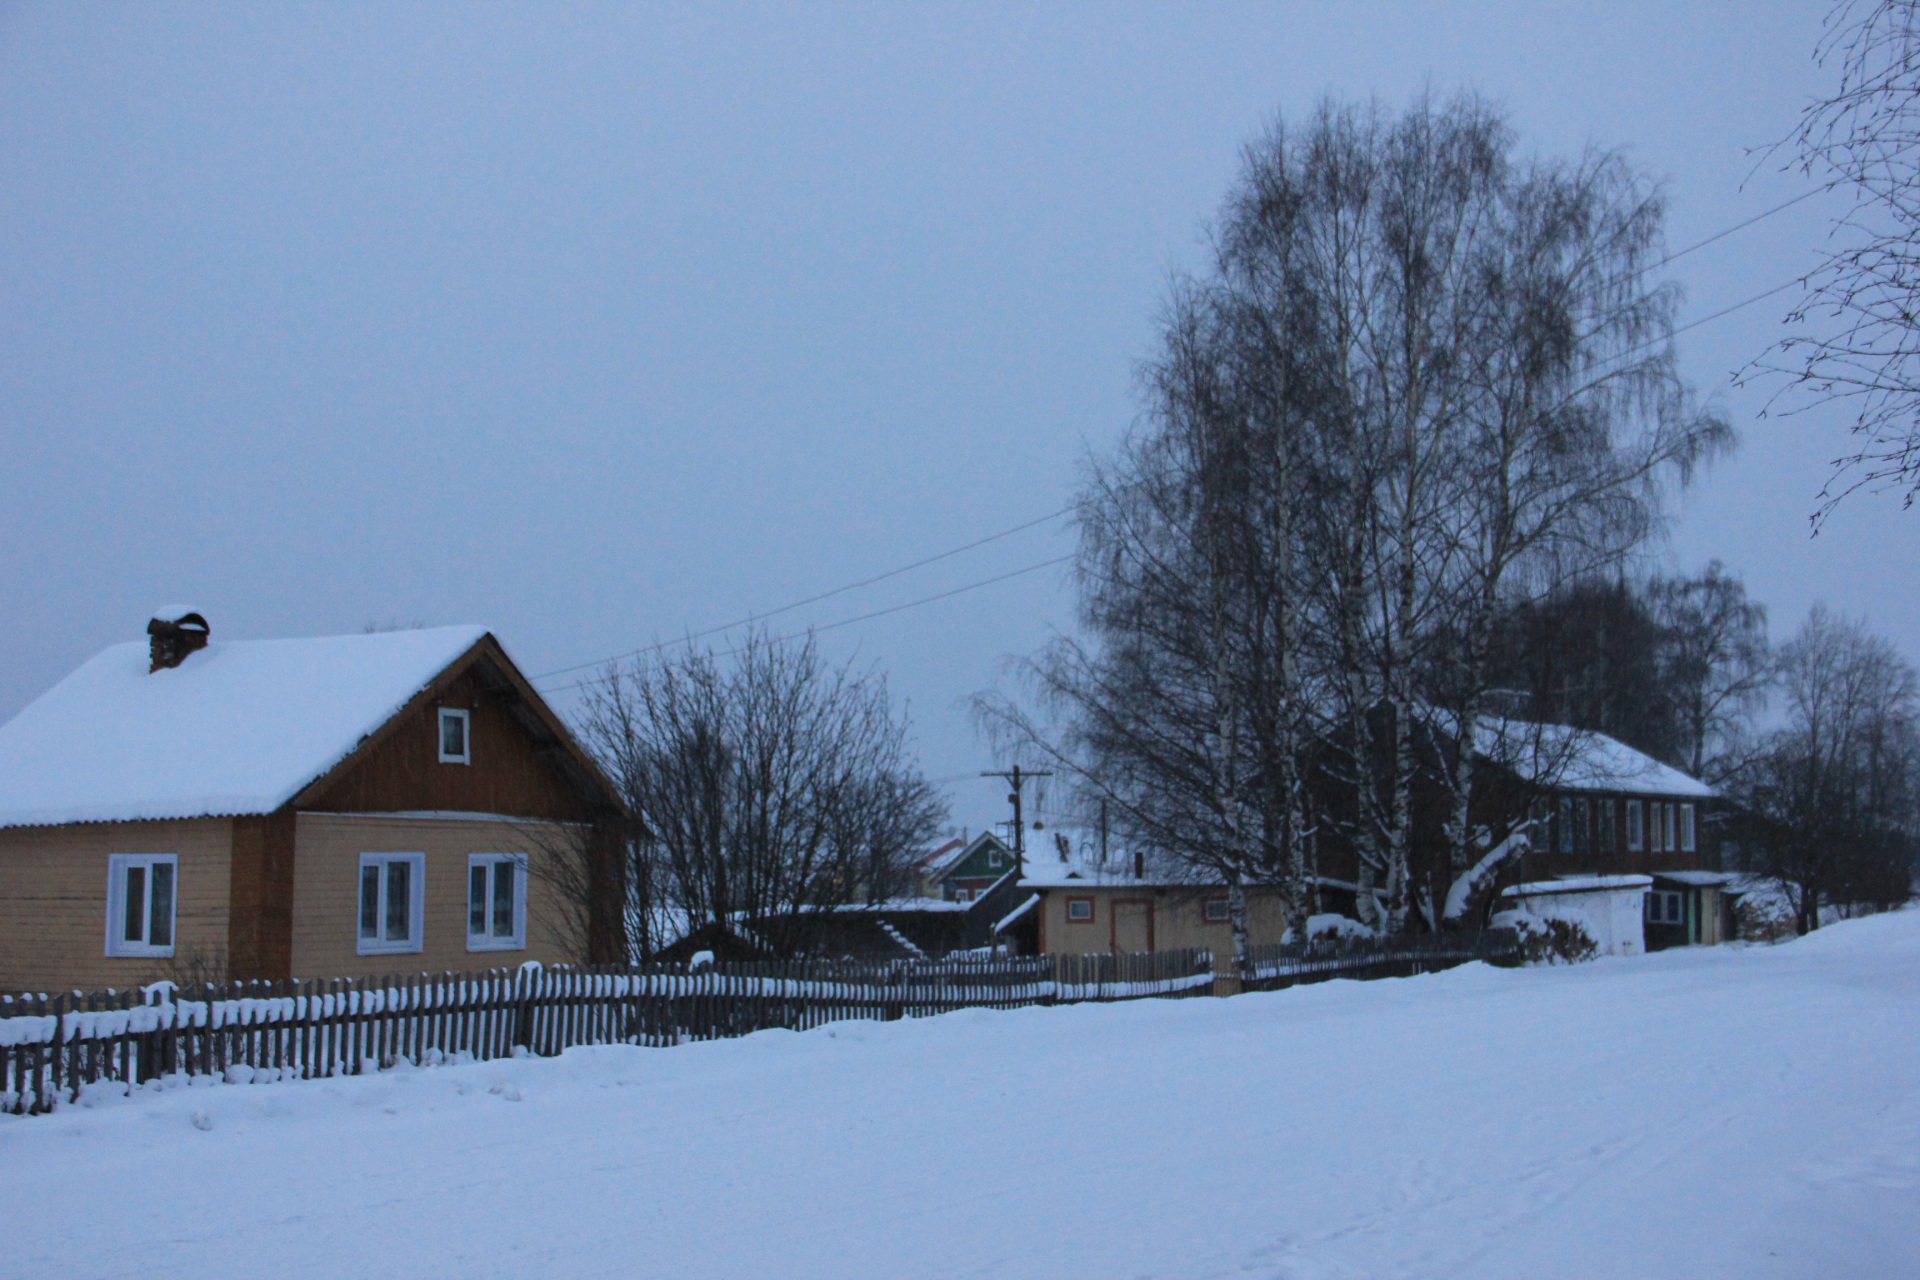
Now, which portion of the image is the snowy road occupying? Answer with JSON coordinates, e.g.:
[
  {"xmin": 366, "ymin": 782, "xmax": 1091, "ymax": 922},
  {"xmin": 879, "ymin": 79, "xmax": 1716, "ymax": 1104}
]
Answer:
[{"xmin": 4, "ymin": 914, "xmax": 1918, "ymax": 1279}]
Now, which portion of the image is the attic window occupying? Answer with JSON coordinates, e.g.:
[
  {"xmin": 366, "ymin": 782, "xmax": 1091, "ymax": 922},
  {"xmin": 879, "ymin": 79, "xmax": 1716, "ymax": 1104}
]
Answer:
[{"xmin": 438, "ymin": 708, "xmax": 471, "ymax": 764}]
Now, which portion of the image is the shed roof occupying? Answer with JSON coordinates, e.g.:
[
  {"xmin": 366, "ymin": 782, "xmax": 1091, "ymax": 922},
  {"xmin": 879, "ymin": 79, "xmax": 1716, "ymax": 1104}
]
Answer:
[{"xmin": 0, "ymin": 625, "xmax": 491, "ymax": 829}]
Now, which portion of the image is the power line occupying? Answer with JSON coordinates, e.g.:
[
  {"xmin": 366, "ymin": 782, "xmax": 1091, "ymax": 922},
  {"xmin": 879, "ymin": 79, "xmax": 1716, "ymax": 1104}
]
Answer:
[
  {"xmin": 530, "ymin": 505, "xmax": 1074, "ymax": 681},
  {"xmin": 531, "ymin": 191, "xmax": 1813, "ymax": 693},
  {"xmin": 536, "ymin": 553, "xmax": 1075, "ymax": 695},
  {"xmin": 1653, "ymin": 187, "xmax": 1824, "ymax": 272}
]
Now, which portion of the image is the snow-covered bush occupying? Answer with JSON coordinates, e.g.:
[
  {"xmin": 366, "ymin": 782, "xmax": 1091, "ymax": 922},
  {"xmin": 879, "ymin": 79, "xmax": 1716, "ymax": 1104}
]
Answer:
[
  {"xmin": 1491, "ymin": 909, "xmax": 1598, "ymax": 965},
  {"xmin": 1731, "ymin": 880, "xmax": 1798, "ymax": 943}
]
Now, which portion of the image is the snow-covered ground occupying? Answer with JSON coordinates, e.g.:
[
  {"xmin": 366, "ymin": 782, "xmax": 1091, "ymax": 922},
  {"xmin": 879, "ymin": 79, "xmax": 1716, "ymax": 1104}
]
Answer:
[{"xmin": 5, "ymin": 915, "xmax": 1918, "ymax": 1280}]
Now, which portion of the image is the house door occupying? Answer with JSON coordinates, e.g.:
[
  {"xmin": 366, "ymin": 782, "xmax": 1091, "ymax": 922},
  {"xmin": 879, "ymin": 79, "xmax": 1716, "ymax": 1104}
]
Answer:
[{"xmin": 1111, "ymin": 899, "xmax": 1154, "ymax": 953}]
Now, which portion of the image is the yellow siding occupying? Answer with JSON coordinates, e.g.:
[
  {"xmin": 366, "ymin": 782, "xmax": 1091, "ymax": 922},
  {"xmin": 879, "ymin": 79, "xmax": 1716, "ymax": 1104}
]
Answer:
[
  {"xmin": 1038, "ymin": 885, "xmax": 1295, "ymax": 964},
  {"xmin": 290, "ymin": 813, "xmax": 580, "ymax": 979},
  {"xmin": 0, "ymin": 819, "xmax": 233, "ymax": 994}
]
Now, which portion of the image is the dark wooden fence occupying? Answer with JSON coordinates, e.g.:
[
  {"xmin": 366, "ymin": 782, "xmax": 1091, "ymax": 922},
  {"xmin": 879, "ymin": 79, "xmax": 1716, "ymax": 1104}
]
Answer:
[
  {"xmin": 1241, "ymin": 929, "xmax": 1521, "ymax": 989},
  {"xmin": 0, "ymin": 949, "xmax": 1216, "ymax": 1116}
]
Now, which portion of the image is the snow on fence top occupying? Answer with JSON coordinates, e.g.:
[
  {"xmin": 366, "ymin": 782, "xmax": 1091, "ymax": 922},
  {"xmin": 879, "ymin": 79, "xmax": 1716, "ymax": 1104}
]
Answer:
[{"xmin": 0, "ymin": 625, "xmax": 488, "ymax": 828}]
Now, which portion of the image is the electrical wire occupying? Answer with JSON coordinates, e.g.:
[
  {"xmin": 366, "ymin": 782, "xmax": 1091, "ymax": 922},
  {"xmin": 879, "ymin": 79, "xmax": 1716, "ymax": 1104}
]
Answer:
[
  {"xmin": 536, "ymin": 553, "xmax": 1075, "ymax": 695},
  {"xmin": 530, "ymin": 190, "xmax": 1819, "ymax": 693},
  {"xmin": 530, "ymin": 505, "xmax": 1074, "ymax": 681}
]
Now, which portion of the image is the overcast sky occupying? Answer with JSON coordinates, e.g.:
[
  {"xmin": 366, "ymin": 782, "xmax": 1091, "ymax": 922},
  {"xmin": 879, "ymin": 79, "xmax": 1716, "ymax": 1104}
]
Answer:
[{"xmin": 0, "ymin": 2, "xmax": 1907, "ymax": 836}]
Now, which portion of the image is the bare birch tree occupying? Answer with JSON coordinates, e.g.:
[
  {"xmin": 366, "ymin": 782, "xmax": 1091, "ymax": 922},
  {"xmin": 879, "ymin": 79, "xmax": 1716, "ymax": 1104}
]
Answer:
[
  {"xmin": 1754, "ymin": 0, "xmax": 1920, "ymax": 518},
  {"xmin": 986, "ymin": 92, "xmax": 1725, "ymax": 938}
]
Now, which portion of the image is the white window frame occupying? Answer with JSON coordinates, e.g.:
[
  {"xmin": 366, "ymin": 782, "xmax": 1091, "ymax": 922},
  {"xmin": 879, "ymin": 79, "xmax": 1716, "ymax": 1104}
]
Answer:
[
  {"xmin": 438, "ymin": 707, "xmax": 471, "ymax": 765},
  {"xmin": 1066, "ymin": 896, "xmax": 1094, "ymax": 923},
  {"xmin": 1678, "ymin": 803, "xmax": 1697, "ymax": 853},
  {"xmin": 1626, "ymin": 800, "xmax": 1645, "ymax": 852},
  {"xmin": 105, "ymin": 854, "xmax": 178, "ymax": 958},
  {"xmin": 1204, "ymin": 897, "xmax": 1231, "ymax": 924},
  {"xmin": 1646, "ymin": 889, "xmax": 1684, "ymax": 926},
  {"xmin": 466, "ymin": 853, "xmax": 529, "ymax": 951},
  {"xmin": 357, "ymin": 852, "xmax": 427, "ymax": 955}
]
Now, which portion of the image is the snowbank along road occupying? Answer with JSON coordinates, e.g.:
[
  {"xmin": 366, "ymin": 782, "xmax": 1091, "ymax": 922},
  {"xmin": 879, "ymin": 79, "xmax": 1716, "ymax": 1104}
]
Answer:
[{"xmin": 3, "ymin": 912, "xmax": 1917, "ymax": 1279}]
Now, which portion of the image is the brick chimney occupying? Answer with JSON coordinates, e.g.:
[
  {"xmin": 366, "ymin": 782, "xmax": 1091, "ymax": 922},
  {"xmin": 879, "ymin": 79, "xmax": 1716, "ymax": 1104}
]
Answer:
[{"xmin": 147, "ymin": 607, "xmax": 210, "ymax": 672}]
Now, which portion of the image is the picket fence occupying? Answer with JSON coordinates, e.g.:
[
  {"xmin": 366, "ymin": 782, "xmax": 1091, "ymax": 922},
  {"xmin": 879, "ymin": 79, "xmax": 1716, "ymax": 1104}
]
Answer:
[{"xmin": 0, "ymin": 949, "xmax": 1215, "ymax": 1116}]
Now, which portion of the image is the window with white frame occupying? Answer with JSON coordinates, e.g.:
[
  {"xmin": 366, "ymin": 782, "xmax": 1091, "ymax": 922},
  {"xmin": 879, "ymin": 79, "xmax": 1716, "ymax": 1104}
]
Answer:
[
  {"xmin": 1645, "ymin": 889, "xmax": 1685, "ymax": 925},
  {"xmin": 1204, "ymin": 897, "xmax": 1231, "ymax": 923},
  {"xmin": 1066, "ymin": 896, "xmax": 1094, "ymax": 923},
  {"xmin": 1650, "ymin": 802, "xmax": 1666, "ymax": 852},
  {"xmin": 1626, "ymin": 800, "xmax": 1645, "ymax": 852},
  {"xmin": 1666, "ymin": 803, "xmax": 1679, "ymax": 852},
  {"xmin": 106, "ymin": 854, "xmax": 177, "ymax": 957},
  {"xmin": 1679, "ymin": 803, "xmax": 1697, "ymax": 853},
  {"xmin": 358, "ymin": 852, "xmax": 426, "ymax": 954},
  {"xmin": 438, "ymin": 707, "xmax": 471, "ymax": 764},
  {"xmin": 467, "ymin": 853, "xmax": 527, "ymax": 951}
]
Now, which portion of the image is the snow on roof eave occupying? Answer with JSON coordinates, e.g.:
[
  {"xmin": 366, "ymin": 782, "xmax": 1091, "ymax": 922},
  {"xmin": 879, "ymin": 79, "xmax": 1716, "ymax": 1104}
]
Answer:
[
  {"xmin": 993, "ymin": 893, "xmax": 1040, "ymax": 934},
  {"xmin": 1504, "ymin": 875, "xmax": 1654, "ymax": 896}
]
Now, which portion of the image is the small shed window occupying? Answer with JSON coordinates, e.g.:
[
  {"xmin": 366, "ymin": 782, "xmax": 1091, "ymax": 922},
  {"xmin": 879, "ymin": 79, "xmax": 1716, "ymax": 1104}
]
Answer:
[
  {"xmin": 1678, "ymin": 803, "xmax": 1697, "ymax": 853},
  {"xmin": 1204, "ymin": 897, "xmax": 1231, "ymax": 923},
  {"xmin": 105, "ymin": 854, "xmax": 177, "ymax": 958},
  {"xmin": 1646, "ymin": 890, "xmax": 1684, "ymax": 925},
  {"xmin": 438, "ymin": 708, "xmax": 471, "ymax": 764},
  {"xmin": 1066, "ymin": 896, "xmax": 1094, "ymax": 923},
  {"xmin": 1626, "ymin": 800, "xmax": 1645, "ymax": 852},
  {"xmin": 358, "ymin": 853, "xmax": 426, "ymax": 954},
  {"xmin": 467, "ymin": 854, "xmax": 528, "ymax": 951}
]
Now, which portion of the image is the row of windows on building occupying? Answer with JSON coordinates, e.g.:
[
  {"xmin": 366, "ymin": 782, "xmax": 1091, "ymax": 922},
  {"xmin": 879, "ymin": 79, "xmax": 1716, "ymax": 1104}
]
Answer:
[
  {"xmin": 1555, "ymin": 797, "xmax": 1697, "ymax": 856},
  {"xmin": 103, "ymin": 852, "xmax": 527, "ymax": 960}
]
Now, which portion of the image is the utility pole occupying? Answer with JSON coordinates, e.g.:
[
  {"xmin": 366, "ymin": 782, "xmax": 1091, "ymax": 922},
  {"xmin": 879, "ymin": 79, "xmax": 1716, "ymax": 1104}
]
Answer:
[{"xmin": 981, "ymin": 764, "xmax": 1052, "ymax": 879}]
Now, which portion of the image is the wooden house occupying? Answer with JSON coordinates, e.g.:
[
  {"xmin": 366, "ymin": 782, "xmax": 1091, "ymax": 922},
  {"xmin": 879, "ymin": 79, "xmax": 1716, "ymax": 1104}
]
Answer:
[
  {"xmin": 915, "ymin": 831, "xmax": 1018, "ymax": 902},
  {"xmin": 0, "ymin": 611, "xmax": 626, "ymax": 994},
  {"xmin": 1002, "ymin": 719, "xmax": 1732, "ymax": 961}
]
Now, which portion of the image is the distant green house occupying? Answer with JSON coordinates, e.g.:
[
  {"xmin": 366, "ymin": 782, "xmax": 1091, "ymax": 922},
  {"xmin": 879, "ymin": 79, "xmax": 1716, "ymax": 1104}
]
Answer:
[{"xmin": 916, "ymin": 832, "xmax": 1018, "ymax": 902}]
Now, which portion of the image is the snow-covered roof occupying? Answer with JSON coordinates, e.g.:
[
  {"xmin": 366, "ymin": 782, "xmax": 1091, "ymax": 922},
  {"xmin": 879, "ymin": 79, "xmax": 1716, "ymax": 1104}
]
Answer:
[
  {"xmin": 1503, "ymin": 875, "xmax": 1653, "ymax": 896},
  {"xmin": 1474, "ymin": 719, "xmax": 1714, "ymax": 799},
  {"xmin": 1018, "ymin": 847, "xmax": 1209, "ymax": 890},
  {"xmin": 1652, "ymin": 870, "xmax": 1739, "ymax": 888},
  {"xmin": 0, "ymin": 625, "xmax": 489, "ymax": 829}
]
